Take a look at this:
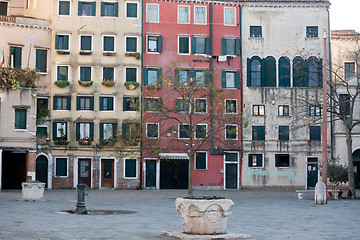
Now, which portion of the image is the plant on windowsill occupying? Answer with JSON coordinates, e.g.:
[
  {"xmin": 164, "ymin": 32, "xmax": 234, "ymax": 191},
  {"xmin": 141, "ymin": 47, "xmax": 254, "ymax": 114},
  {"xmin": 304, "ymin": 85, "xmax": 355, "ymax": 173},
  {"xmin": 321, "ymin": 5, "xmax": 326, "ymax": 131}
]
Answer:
[
  {"xmin": 78, "ymin": 80, "xmax": 93, "ymax": 87},
  {"xmin": 37, "ymin": 108, "xmax": 50, "ymax": 118},
  {"xmin": 123, "ymin": 137, "xmax": 140, "ymax": 146},
  {"xmin": 0, "ymin": 67, "xmax": 38, "ymax": 90},
  {"xmin": 103, "ymin": 52, "xmax": 115, "ymax": 56},
  {"xmin": 124, "ymin": 52, "xmax": 140, "ymax": 60},
  {"xmin": 146, "ymin": 84, "xmax": 161, "ymax": 90},
  {"xmin": 101, "ymin": 79, "xmax": 115, "ymax": 87},
  {"xmin": 78, "ymin": 137, "xmax": 92, "ymax": 145},
  {"xmin": 124, "ymin": 81, "xmax": 139, "ymax": 90},
  {"xmin": 98, "ymin": 138, "xmax": 116, "ymax": 148},
  {"xmin": 54, "ymin": 80, "xmax": 70, "ymax": 88},
  {"xmin": 79, "ymin": 51, "xmax": 92, "ymax": 55},
  {"xmin": 53, "ymin": 129, "xmax": 69, "ymax": 145},
  {"xmin": 56, "ymin": 50, "xmax": 70, "ymax": 55}
]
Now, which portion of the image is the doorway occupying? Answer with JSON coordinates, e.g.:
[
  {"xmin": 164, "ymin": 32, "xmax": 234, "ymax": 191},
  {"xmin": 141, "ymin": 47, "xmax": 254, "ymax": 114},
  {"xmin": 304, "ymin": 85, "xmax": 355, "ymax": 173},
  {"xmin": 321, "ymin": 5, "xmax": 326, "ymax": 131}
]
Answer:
[
  {"xmin": 307, "ymin": 157, "xmax": 318, "ymax": 189},
  {"xmin": 101, "ymin": 159, "xmax": 114, "ymax": 188},
  {"xmin": 353, "ymin": 149, "xmax": 360, "ymax": 189},
  {"xmin": 225, "ymin": 152, "xmax": 238, "ymax": 189},
  {"xmin": 36, "ymin": 155, "xmax": 48, "ymax": 187},
  {"xmin": 78, "ymin": 159, "xmax": 91, "ymax": 188},
  {"xmin": 160, "ymin": 160, "xmax": 188, "ymax": 189},
  {"xmin": 2, "ymin": 151, "xmax": 26, "ymax": 189},
  {"xmin": 145, "ymin": 160, "xmax": 156, "ymax": 188}
]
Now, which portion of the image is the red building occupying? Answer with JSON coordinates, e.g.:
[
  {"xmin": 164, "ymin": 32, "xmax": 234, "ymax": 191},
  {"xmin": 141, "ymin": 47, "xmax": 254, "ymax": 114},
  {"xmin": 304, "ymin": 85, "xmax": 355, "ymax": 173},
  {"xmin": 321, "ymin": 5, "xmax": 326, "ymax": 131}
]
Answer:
[{"xmin": 142, "ymin": 0, "xmax": 242, "ymax": 190}]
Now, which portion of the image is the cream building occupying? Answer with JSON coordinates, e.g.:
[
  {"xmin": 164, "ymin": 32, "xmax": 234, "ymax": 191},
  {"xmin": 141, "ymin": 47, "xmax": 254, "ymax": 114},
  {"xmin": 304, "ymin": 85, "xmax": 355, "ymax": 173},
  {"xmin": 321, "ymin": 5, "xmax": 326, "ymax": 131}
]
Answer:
[{"xmin": 240, "ymin": 0, "xmax": 331, "ymax": 188}]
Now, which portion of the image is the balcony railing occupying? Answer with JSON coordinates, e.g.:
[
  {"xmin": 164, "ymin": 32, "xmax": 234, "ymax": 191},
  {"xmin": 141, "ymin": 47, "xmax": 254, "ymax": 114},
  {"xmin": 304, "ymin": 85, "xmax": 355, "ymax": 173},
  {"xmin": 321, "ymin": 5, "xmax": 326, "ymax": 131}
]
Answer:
[{"xmin": 0, "ymin": 15, "xmax": 16, "ymax": 23}]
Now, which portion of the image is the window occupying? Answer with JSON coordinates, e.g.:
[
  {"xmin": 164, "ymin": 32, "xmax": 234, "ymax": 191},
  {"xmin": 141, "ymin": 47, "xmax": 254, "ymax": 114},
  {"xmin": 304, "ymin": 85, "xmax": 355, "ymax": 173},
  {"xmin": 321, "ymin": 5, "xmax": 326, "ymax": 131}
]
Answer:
[
  {"xmin": 293, "ymin": 56, "xmax": 306, "ymax": 87},
  {"xmin": 195, "ymin": 70, "xmax": 206, "ymax": 86},
  {"xmin": 252, "ymin": 126, "xmax": 265, "ymax": 141},
  {"xmin": 224, "ymin": 7, "xmax": 235, "ymax": 26},
  {"xmin": 176, "ymin": 98, "xmax": 189, "ymax": 113},
  {"xmin": 124, "ymin": 158, "xmax": 137, "ymax": 178},
  {"xmin": 275, "ymin": 154, "xmax": 290, "ymax": 167},
  {"xmin": 192, "ymin": 37, "xmax": 209, "ymax": 54},
  {"xmin": 308, "ymin": 57, "xmax": 322, "ymax": 87},
  {"xmin": 55, "ymin": 158, "xmax": 68, "ymax": 177},
  {"xmin": 222, "ymin": 38, "xmax": 239, "ymax": 56},
  {"xmin": 195, "ymin": 152, "xmax": 207, "ymax": 170},
  {"xmin": 100, "ymin": 122, "xmax": 117, "ymax": 140},
  {"xmin": 80, "ymin": 66, "xmax": 91, "ymax": 82},
  {"xmin": 222, "ymin": 71, "xmax": 240, "ymax": 88},
  {"xmin": 0, "ymin": 1, "xmax": 8, "ymax": 16},
  {"xmin": 144, "ymin": 98, "xmax": 162, "ymax": 112},
  {"xmin": 225, "ymin": 100, "xmax": 237, "ymax": 114},
  {"xmin": 53, "ymin": 96, "xmax": 71, "ymax": 110},
  {"xmin": 248, "ymin": 57, "xmax": 261, "ymax": 86},
  {"xmin": 194, "ymin": 6, "xmax": 206, "ymax": 24},
  {"xmin": 253, "ymin": 105, "xmax": 265, "ymax": 116},
  {"xmin": 278, "ymin": 57, "xmax": 291, "ymax": 87},
  {"xmin": 103, "ymin": 36, "xmax": 115, "ymax": 52},
  {"xmin": 101, "ymin": 1, "xmax": 118, "ymax": 17},
  {"xmin": 126, "ymin": 2, "xmax": 137, "ymax": 18},
  {"xmin": 123, "ymin": 97, "xmax": 139, "ymax": 111},
  {"xmin": 339, "ymin": 94, "xmax": 350, "ymax": 116},
  {"xmin": 146, "ymin": 4, "xmax": 158, "ymax": 22},
  {"xmin": 37, "ymin": 127, "xmax": 47, "ymax": 135},
  {"xmin": 99, "ymin": 96, "xmax": 114, "ymax": 111},
  {"xmin": 147, "ymin": 35, "xmax": 162, "ymax": 53},
  {"xmin": 80, "ymin": 35, "xmax": 92, "ymax": 51},
  {"xmin": 15, "ymin": 109, "xmax": 26, "ymax": 129},
  {"xmin": 178, "ymin": 36, "xmax": 190, "ymax": 54},
  {"xmin": 195, "ymin": 99, "xmax": 207, "ymax": 113},
  {"xmin": 264, "ymin": 56, "xmax": 276, "ymax": 87},
  {"xmin": 177, "ymin": 70, "xmax": 189, "ymax": 85},
  {"xmin": 36, "ymin": 49, "xmax": 47, "ymax": 73},
  {"xmin": 126, "ymin": 36, "xmax": 137, "ymax": 53},
  {"xmin": 195, "ymin": 124, "xmax": 207, "ymax": 139},
  {"xmin": 76, "ymin": 122, "xmax": 94, "ymax": 140},
  {"xmin": 278, "ymin": 105, "xmax": 289, "ymax": 116},
  {"xmin": 248, "ymin": 154, "xmax": 263, "ymax": 168},
  {"xmin": 225, "ymin": 153, "xmax": 238, "ymax": 162},
  {"xmin": 57, "ymin": 66, "xmax": 69, "ymax": 81},
  {"xmin": 345, "ymin": 62, "xmax": 355, "ymax": 80},
  {"xmin": 77, "ymin": 96, "xmax": 94, "ymax": 111},
  {"xmin": 52, "ymin": 122, "xmax": 68, "ymax": 140},
  {"xmin": 144, "ymin": 68, "xmax": 162, "ymax": 86},
  {"xmin": 278, "ymin": 126, "xmax": 289, "ymax": 141},
  {"xmin": 310, "ymin": 126, "xmax": 321, "ymax": 141},
  {"xmin": 59, "ymin": 1, "xmax": 70, "ymax": 16},
  {"xmin": 125, "ymin": 67, "xmax": 137, "ymax": 82},
  {"xmin": 78, "ymin": 1, "xmax": 96, "ymax": 16},
  {"xmin": 225, "ymin": 125, "xmax": 238, "ymax": 140},
  {"xmin": 178, "ymin": 6, "xmax": 190, "ymax": 24},
  {"xmin": 309, "ymin": 105, "xmax": 322, "ymax": 117},
  {"xmin": 146, "ymin": 123, "xmax": 159, "ymax": 138},
  {"xmin": 306, "ymin": 26, "xmax": 318, "ymax": 38},
  {"xmin": 55, "ymin": 34, "xmax": 69, "ymax": 50},
  {"xmin": 250, "ymin": 26, "xmax": 262, "ymax": 38},
  {"xmin": 103, "ymin": 67, "xmax": 114, "ymax": 81},
  {"xmin": 10, "ymin": 46, "xmax": 21, "ymax": 68},
  {"xmin": 122, "ymin": 122, "xmax": 140, "ymax": 141},
  {"xmin": 179, "ymin": 124, "xmax": 189, "ymax": 139}
]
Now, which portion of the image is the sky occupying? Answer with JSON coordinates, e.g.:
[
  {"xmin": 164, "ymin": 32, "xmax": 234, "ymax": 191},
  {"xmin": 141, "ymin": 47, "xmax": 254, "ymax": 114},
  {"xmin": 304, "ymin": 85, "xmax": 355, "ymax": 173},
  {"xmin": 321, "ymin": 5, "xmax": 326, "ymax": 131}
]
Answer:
[{"xmin": 330, "ymin": 0, "xmax": 360, "ymax": 32}]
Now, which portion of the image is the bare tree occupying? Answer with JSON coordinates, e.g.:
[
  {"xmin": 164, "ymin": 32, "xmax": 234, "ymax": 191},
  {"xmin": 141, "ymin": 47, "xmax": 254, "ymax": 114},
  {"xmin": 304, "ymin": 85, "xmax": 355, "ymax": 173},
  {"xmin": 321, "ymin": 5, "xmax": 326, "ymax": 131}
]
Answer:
[{"xmin": 142, "ymin": 60, "xmax": 241, "ymax": 196}]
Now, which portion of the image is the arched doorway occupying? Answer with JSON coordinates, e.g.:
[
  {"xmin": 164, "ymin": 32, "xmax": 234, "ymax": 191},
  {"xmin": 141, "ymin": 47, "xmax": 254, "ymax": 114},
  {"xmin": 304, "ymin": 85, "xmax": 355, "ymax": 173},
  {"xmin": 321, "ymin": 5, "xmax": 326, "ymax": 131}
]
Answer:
[
  {"xmin": 36, "ymin": 155, "xmax": 48, "ymax": 187},
  {"xmin": 353, "ymin": 149, "xmax": 360, "ymax": 189}
]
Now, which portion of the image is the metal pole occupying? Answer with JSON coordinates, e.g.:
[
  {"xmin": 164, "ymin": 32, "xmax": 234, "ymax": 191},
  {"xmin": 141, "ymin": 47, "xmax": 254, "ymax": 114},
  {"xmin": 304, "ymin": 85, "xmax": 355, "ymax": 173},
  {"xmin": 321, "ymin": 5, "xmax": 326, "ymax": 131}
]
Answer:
[{"xmin": 322, "ymin": 28, "xmax": 327, "ymax": 186}]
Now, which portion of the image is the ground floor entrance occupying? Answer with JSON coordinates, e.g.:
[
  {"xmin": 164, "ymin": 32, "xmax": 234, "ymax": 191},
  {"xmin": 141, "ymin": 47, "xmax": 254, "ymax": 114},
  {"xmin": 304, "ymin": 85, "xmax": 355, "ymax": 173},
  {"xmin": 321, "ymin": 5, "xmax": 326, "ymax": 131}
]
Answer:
[
  {"xmin": 101, "ymin": 159, "xmax": 114, "ymax": 188},
  {"xmin": 353, "ymin": 149, "xmax": 360, "ymax": 189},
  {"xmin": 160, "ymin": 160, "xmax": 188, "ymax": 189},
  {"xmin": 1, "ymin": 151, "xmax": 26, "ymax": 189},
  {"xmin": 225, "ymin": 152, "xmax": 239, "ymax": 189},
  {"xmin": 78, "ymin": 158, "xmax": 91, "ymax": 188},
  {"xmin": 307, "ymin": 157, "xmax": 319, "ymax": 189},
  {"xmin": 36, "ymin": 155, "xmax": 48, "ymax": 187}
]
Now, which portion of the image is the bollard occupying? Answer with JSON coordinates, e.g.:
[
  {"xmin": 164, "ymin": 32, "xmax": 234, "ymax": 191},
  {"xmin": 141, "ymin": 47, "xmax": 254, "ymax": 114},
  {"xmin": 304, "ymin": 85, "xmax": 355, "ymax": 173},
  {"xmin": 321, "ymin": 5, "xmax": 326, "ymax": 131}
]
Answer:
[{"xmin": 76, "ymin": 183, "xmax": 87, "ymax": 214}]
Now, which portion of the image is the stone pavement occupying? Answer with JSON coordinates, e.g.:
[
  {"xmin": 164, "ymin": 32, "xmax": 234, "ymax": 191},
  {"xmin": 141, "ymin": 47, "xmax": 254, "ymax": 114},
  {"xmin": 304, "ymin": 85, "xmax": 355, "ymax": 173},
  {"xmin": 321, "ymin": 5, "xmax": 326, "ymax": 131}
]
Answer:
[{"xmin": 0, "ymin": 189, "xmax": 359, "ymax": 240}]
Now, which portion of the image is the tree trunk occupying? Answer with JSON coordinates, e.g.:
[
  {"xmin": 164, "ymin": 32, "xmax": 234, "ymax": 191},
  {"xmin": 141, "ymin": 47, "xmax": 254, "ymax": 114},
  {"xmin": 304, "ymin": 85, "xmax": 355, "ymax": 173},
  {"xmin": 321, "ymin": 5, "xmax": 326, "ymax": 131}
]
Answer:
[
  {"xmin": 345, "ymin": 127, "xmax": 356, "ymax": 199},
  {"xmin": 188, "ymin": 151, "xmax": 193, "ymax": 196}
]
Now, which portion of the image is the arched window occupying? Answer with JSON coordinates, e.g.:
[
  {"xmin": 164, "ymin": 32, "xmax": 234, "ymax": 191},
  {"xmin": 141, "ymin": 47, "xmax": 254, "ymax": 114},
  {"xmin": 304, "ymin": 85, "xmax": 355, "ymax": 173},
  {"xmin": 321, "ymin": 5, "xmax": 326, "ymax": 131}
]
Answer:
[
  {"xmin": 247, "ymin": 56, "xmax": 261, "ymax": 86},
  {"xmin": 278, "ymin": 57, "xmax": 290, "ymax": 87},
  {"xmin": 307, "ymin": 57, "xmax": 322, "ymax": 87},
  {"xmin": 264, "ymin": 56, "xmax": 276, "ymax": 87},
  {"xmin": 293, "ymin": 56, "xmax": 306, "ymax": 87}
]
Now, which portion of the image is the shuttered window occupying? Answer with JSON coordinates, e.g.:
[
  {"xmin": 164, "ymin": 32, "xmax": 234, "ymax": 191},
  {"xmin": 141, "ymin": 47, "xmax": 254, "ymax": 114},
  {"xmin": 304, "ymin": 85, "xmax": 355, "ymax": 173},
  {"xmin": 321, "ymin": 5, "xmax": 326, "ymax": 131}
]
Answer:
[
  {"xmin": 195, "ymin": 125, "xmax": 206, "ymax": 139},
  {"xmin": 275, "ymin": 154, "xmax": 290, "ymax": 168},
  {"xmin": 195, "ymin": 152, "xmax": 207, "ymax": 170},
  {"xmin": 146, "ymin": 123, "xmax": 158, "ymax": 138},
  {"xmin": 58, "ymin": 1, "xmax": 70, "ymax": 16},
  {"xmin": 80, "ymin": 67, "xmax": 91, "ymax": 82},
  {"xmin": 126, "ymin": 37, "xmax": 137, "ymax": 53},
  {"xmin": 252, "ymin": 126, "xmax": 265, "ymax": 141},
  {"xmin": 125, "ymin": 68, "xmax": 137, "ymax": 82},
  {"xmin": 178, "ymin": 37, "xmax": 190, "ymax": 54},
  {"xmin": 225, "ymin": 125, "xmax": 237, "ymax": 140},
  {"xmin": 100, "ymin": 122, "xmax": 117, "ymax": 140},
  {"xmin": 293, "ymin": 57, "xmax": 306, "ymax": 87},
  {"xmin": 125, "ymin": 159, "xmax": 137, "ymax": 178},
  {"xmin": 103, "ymin": 67, "xmax": 114, "ymax": 81},
  {"xmin": 278, "ymin": 57, "xmax": 290, "ymax": 87},
  {"xmin": 80, "ymin": 35, "xmax": 92, "ymax": 51},
  {"xmin": 53, "ymin": 96, "xmax": 71, "ymax": 110},
  {"xmin": 78, "ymin": 1, "xmax": 96, "ymax": 16},
  {"xmin": 278, "ymin": 126, "xmax": 289, "ymax": 141},
  {"xmin": 76, "ymin": 96, "xmax": 94, "ymax": 110},
  {"xmin": 99, "ymin": 96, "xmax": 114, "ymax": 111},
  {"xmin": 101, "ymin": 2, "xmax": 118, "ymax": 17},
  {"xmin": 103, "ymin": 36, "xmax": 115, "ymax": 52},
  {"xmin": 222, "ymin": 38, "xmax": 240, "ymax": 55},
  {"xmin": 248, "ymin": 154, "xmax": 262, "ymax": 167},
  {"xmin": 15, "ymin": 109, "xmax": 26, "ymax": 129},
  {"xmin": 123, "ymin": 97, "xmax": 139, "ymax": 111},
  {"xmin": 55, "ymin": 158, "xmax": 67, "ymax": 176},
  {"xmin": 310, "ymin": 126, "xmax": 321, "ymax": 141},
  {"xmin": 10, "ymin": 47, "xmax": 21, "ymax": 68},
  {"xmin": 126, "ymin": 3, "xmax": 137, "ymax": 18},
  {"xmin": 143, "ymin": 68, "xmax": 162, "ymax": 86},
  {"xmin": 55, "ymin": 35, "xmax": 69, "ymax": 50},
  {"xmin": 36, "ymin": 49, "xmax": 47, "ymax": 73},
  {"xmin": 147, "ymin": 35, "xmax": 162, "ymax": 53},
  {"xmin": 179, "ymin": 125, "xmax": 190, "ymax": 139}
]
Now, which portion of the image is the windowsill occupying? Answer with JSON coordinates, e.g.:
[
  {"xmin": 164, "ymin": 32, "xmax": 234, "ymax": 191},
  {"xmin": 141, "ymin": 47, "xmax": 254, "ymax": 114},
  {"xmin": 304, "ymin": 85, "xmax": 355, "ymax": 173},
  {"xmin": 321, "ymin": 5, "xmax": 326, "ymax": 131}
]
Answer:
[
  {"xmin": 195, "ymin": 169, "xmax": 207, "ymax": 171},
  {"xmin": 54, "ymin": 109, "xmax": 70, "ymax": 111},
  {"xmin": 278, "ymin": 115, "xmax": 290, "ymax": 117},
  {"xmin": 102, "ymin": 16, "xmax": 117, "ymax": 18},
  {"xmin": 277, "ymin": 166, "xmax": 290, "ymax": 169},
  {"xmin": 178, "ymin": 53, "xmax": 191, "ymax": 55},
  {"xmin": 38, "ymin": 72, "xmax": 48, "ymax": 75},
  {"xmin": 14, "ymin": 129, "xmax": 27, "ymax": 132},
  {"xmin": 79, "ymin": 15, "xmax": 95, "ymax": 17},
  {"xmin": 99, "ymin": 110, "xmax": 115, "ymax": 112},
  {"xmin": 225, "ymin": 112, "xmax": 238, "ymax": 114},
  {"xmin": 55, "ymin": 176, "xmax": 68, "ymax": 178},
  {"xmin": 146, "ymin": 51, "xmax": 160, "ymax": 54},
  {"xmin": 102, "ymin": 52, "xmax": 116, "ymax": 56},
  {"xmin": 124, "ymin": 177, "xmax": 138, "ymax": 180},
  {"xmin": 56, "ymin": 50, "xmax": 70, "ymax": 55},
  {"xmin": 58, "ymin": 15, "xmax": 70, "ymax": 17},
  {"xmin": 146, "ymin": 137, "xmax": 159, "ymax": 139},
  {"xmin": 79, "ymin": 51, "xmax": 92, "ymax": 55},
  {"xmin": 146, "ymin": 21, "xmax": 159, "ymax": 23},
  {"xmin": 305, "ymin": 37, "xmax": 319, "ymax": 40},
  {"xmin": 194, "ymin": 22, "xmax": 207, "ymax": 25},
  {"xmin": 178, "ymin": 22, "xmax": 190, "ymax": 24},
  {"xmin": 194, "ymin": 112, "xmax": 207, "ymax": 114},
  {"xmin": 225, "ymin": 138, "xmax": 238, "ymax": 141},
  {"xmin": 249, "ymin": 167, "xmax": 264, "ymax": 169},
  {"xmin": 224, "ymin": 24, "xmax": 236, "ymax": 27},
  {"xmin": 252, "ymin": 115, "xmax": 265, "ymax": 117},
  {"xmin": 125, "ymin": 17, "xmax": 138, "ymax": 19},
  {"xmin": 248, "ymin": 37, "xmax": 263, "ymax": 40}
]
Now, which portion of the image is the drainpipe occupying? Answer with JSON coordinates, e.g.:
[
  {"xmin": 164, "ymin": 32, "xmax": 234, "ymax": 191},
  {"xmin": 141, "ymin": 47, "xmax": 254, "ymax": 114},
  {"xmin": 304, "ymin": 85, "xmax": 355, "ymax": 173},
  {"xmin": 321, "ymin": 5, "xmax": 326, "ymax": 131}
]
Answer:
[
  {"xmin": 322, "ymin": 27, "xmax": 327, "ymax": 186},
  {"xmin": 239, "ymin": 3, "xmax": 243, "ymax": 188},
  {"xmin": 327, "ymin": 7, "xmax": 334, "ymax": 160},
  {"xmin": 139, "ymin": 0, "xmax": 144, "ymax": 189}
]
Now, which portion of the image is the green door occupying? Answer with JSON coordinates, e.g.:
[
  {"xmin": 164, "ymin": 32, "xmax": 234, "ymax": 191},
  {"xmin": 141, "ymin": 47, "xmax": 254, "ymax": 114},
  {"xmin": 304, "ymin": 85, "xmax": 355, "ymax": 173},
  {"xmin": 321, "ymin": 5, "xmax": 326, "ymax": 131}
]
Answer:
[
  {"xmin": 146, "ymin": 160, "xmax": 156, "ymax": 188},
  {"xmin": 307, "ymin": 164, "xmax": 318, "ymax": 189},
  {"xmin": 36, "ymin": 155, "xmax": 48, "ymax": 187}
]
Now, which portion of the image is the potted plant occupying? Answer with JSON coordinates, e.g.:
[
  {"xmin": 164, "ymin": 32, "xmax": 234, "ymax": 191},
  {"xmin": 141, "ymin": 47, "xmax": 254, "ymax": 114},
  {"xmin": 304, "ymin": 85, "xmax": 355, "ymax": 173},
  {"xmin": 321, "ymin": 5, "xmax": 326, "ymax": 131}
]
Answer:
[
  {"xmin": 37, "ymin": 109, "xmax": 50, "ymax": 118},
  {"xmin": 54, "ymin": 80, "xmax": 70, "ymax": 88},
  {"xmin": 124, "ymin": 81, "xmax": 140, "ymax": 90},
  {"xmin": 79, "ymin": 137, "xmax": 92, "ymax": 145},
  {"xmin": 54, "ymin": 129, "xmax": 69, "ymax": 145},
  {"xmin": 56, "ymin": 50, "xmax": 70, "ymax": 55},
  {"xmin": 328, "ymin": 158, "xmax": 348, "ymax": 199},
  {"xmin": 101, "ymin": 79, "xmax": 115, "ymax": 87},
  {"xmin": 103, "ymin": 52, "xmax": 115, "ymax": 56},
  {"xmin": 78, "ymin": 80, "xmax": 93, "ymax": 87},
  {"xmin": 125, "ymin": 52, "xmax": 140, "ymax": 60}
]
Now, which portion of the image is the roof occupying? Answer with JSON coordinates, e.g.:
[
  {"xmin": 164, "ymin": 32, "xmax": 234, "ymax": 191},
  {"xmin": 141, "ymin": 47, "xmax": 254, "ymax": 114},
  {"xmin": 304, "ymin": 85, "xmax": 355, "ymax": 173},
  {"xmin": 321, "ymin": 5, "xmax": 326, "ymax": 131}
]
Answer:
[{"xmin": 331, "ymin": 30, "xmax": 360, "ymax": 37}]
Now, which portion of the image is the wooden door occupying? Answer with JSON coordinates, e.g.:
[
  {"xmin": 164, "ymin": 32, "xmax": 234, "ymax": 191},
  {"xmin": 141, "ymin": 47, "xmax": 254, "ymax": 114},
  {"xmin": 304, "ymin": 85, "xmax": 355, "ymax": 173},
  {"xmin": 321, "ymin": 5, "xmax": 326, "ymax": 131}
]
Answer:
[
  {"xmin": 225, "ymin": 163, "xmax": 237, "ymax": 189},
  {"xmin": 36, "ymin": 156, "xmax": 48, "ymax": 187},
  {"xmin": 146, "ymin": 160, "xmax": 156, "ymax": 188},
  {"xmin": 307, "ymin": 164, "xmax": 318, "ymax": 189},
  {"xmin": 102, "ymin": 159, "xmax": 114, "ymax": 188},
  {"xmin": 78, "ymin": 159, "xmax": 91, "ymax": 187}
]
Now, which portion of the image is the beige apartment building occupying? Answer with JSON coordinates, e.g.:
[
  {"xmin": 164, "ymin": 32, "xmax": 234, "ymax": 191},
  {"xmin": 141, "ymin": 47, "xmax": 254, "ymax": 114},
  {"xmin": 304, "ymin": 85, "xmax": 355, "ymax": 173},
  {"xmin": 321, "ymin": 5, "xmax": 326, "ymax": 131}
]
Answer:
[{"xmin": 47, "ymin": 0, "xmax": 142, "ymax": 189}]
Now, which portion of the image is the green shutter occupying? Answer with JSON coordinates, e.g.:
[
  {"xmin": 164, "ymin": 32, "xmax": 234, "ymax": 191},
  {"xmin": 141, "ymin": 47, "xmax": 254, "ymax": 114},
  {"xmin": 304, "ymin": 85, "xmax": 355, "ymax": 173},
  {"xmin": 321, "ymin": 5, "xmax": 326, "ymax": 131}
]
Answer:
[
  {"xmin": 157, "ymin": 69, "xmax": 162, "ymax": 86},
  {"xmin": 205, "ymin": 38, "xmax": 210, "ymax": 54},
  {"xmin": 257, "ymin": 155, "xmax": 262, "ymax": 167},
  {"xmin": 76, "ymin": 96, "xmax": 80, "ymax": 110},
  {"xmin": 113, "ymin": 122, "xmax": 118, "ymax": 138},
  {"xmin": 91, "ymin": 2, "xmax": 96, "ymax": 16},
  {"xmin": 109, "ymin": 97, "xmax": 114, "ymax": 111},
  {"xmin": 275, "ymin": 155, "xmax": 279, "ymax": 167},
  {"xmin": 175, "ymin": 69, "xmax": 179, "ymax": 85},
  {"xmin": 36, "ymin": 49, "xmax": 47, "ymax": 72},
  {"xmin": 53, "ymin": 96, "xmax": 58, "ymax": 110},
  {"xmin": 55, "ymin": 35, "xmax": 59, "ymax": 49},
  {"xmin": 63, "ymin": 35, "xmax": 69, "ymax": 50},
  {"xmin": 143, "ymin": 68, "xmax": 148, "ymax": 86},
  {"xmin": 259, "ymin": 126, "xmax": 265, "ymax": 140},
  {"xmin": 235, "ymin": 38, "xmax": 240, "ymax": 55},
  {"xmin": 190, "ymin": 70, "xmax": 196, "ymax": 84},
  {"xmin": 157, "ymin": 35, "xmax": 162, "ymax": 53},
  {"xmin": 247, "ymin": 58, "xmax": 251, "ymax": 87},
  {"xmin": 279, "ymin": 57, "xmax": 290, "ymax": 87},
  {"xmin": 76, "ymin": 122, "xmax": 80, "ymax": 140},
  {"xmin": 90, "ymin": 122, "xmax": 94, "ymax": 139},
  {"xmin": 222, "ymin": 71, "xmax": 226, "ymax": 88},
  {"xmin": 123, "ymin": 97, "xmax": 128, "ymax": 111},
  {"xmin": 114, "ymin": 2, "xmax": 118, "ymax": 17},
  {"xmin": 78, "ymin": 2, "xmax": 83, "ymax": 15},
  {"xmin": 13, "ymin": 47, "xmax": 21, "ymax": 68},
  {"xmin": 318, "ymin": 59, "xmax": 323, "ymax": 87},
  {"xmin": 192, "ymin": 37, "xmax": 196, "ymax": 54},
  {"xmin": 90, "ymin": 96, "xmax": 94, "ymax": 110},
  {"xmin": 248, "ymin": 155, "xmax": 252, "ymax": 167},
  {"xmin": 99, "ymin": 97, "xmax": 104, "ymax": 110},
  {"xmin": 66, "ymin": 96, "xmax": 71, "ymax": 110},
  {"xmin": 101, "ymin": 2, "xmax": 105, "ymax": 16},
  {"xmin": 261, "ymin": 58, "xmax": 266, "ymax": 87},
  {"xmin": 53, "ymin": 122, "xmax": 57, "ymax": 140},
  {"xmin": 265, "ymin": 57, "xmax": 276, "ymax": 87},
  {"xmin": 125, "ymin": 159, "xmax": 136, "ymax": 177},
  {"xmin": 15, "ymin": 109, "xmax": 26, "ymax": 129},
  {"xmin": 100, "ymin": 123, "xmax": 104, "ymax": 139},
  {"xmin": 122, "ymin": 123, "xmax": 128, "ymax": 139},
  {"xmin": 235, "ymin": 71, "xmax": 240, "ymax": 89},
  {"xmin": 56, "ymin": 158, "xmax": 67, "ymax": 176},
  {"xmin": 222, "ymin": 38, "xmax": 226, "ymax": 55},
  {"xmin": 305, "ymin": 58, "xmax": 310, "ymax": 87}
]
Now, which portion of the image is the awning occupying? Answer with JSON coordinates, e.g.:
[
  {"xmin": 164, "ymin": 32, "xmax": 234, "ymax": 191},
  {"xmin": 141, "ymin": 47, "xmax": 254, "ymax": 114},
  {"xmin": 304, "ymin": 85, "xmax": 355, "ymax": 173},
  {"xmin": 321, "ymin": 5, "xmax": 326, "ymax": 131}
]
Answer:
[{"xmin": 159, "ymin": 153, "xmax": 189, "ymax": 160}]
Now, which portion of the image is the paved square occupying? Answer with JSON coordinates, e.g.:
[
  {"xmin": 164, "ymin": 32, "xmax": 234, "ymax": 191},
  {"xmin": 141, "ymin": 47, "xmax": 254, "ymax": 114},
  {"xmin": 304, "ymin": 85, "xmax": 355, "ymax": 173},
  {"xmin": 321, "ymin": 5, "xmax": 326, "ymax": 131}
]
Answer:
[{"xmin": 0, "ymin": 189, "xmax": 359, "ymax": 239}]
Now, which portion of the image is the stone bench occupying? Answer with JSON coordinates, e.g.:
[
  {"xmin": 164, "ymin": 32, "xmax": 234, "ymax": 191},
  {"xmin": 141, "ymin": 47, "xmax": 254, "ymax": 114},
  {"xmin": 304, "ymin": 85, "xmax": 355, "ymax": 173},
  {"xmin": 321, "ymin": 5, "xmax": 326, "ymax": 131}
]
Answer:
[{"xmin": 296, "ymin": 190, "xmax": 314, "ymax": 200}]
